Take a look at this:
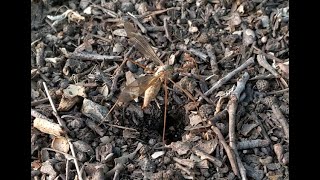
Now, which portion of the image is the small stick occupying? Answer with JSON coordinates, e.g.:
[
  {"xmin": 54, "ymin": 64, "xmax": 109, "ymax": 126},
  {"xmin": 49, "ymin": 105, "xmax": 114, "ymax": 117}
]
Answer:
[
  {"xmin": 42, "ymin": 82, "xmax": 83, "ymax": 180},
  {"xmin": 136, "ymin": 7, "xmax": 181, "ymax": 19},
  {"xmin": 227, "ymin": 72, "xmax": 250, "ymax": 180},
  {"xmin": 215, "ymin": 96, "xmax": 228, "ymax": 115},
  {"xmin": 31, "ymin": 98, "xmax": 49, "ymax": 106},
  {"xmin": 31, "ymin": 38, "xmax": 42, "ymax": 47},
  {"xmin": 168, "ymin": 78, "xmax": 196, "ymax": 102},
  {"xmin": 202, "ymin": 57, "xmax": 255, "ymax": 98},
  {"xmin": 212, "ymin": 125, "xmax": 239, "ymax": 177},
  {"xmin": 104, "ymin": 123, "xmax": 137, "ymax": 131},
  {"xmin": 85, "ymin": 119, "xmax": 105, "ymax": 136},
  {"xmin": 234, "ymin": 150, "xmax": 247, "ymax": 180},
  {"xmin": 113, "ymin": 169, "xmax": 120, "ymax": 180},
  {"xmin": 253, "ymin": 113, "xmax": 271, "ymax": 143},
  {"xmin": 237, "ymin": 139, "xmax": 270, "ymax": 150},
  {"xmin": 69, "ymin": 52, "xmax": 122, "ymax": 61},
  {"xmin": 263, "ymin": 96, "xmax": 289, "ymax": 140},
  {"xmin": 194, "ymin": 88, "xmax": 214, "ymax": 104},
  {"xmin": 106, "ymin": 47, "xmax": 134, "ymax": 101},
  {"xmin": 35, "ymin": 42, "xmax": 45, "ymax": 67},
  {"xmin": 253, "ymin": 46, "xmax": 284, "ymax": 63},
  {"xmin": 43, "ymin": 82, "xmax": 68, "ymax": 131},
  {"xmin": 175, "ymin": 163, "xmax": 192, "ymax": 176},
  {"xmin": 256, "ymin": 54, "xmax": 280, "ymax": 78},
  {"xmin": 163, "ymin": 16, "xmax": 172, "ymax": 42},
  {"xmin": 188, "ymin": 48, "xmax": 209, "ymax": 61},
  {"xmin": 244, "ymin": 41, "xmax": 256, "ymax": 61},
  {"xmin": 266, "ymin": 88, "xmax": 289, "ymax": 96},
  {"xmin": 173, "ymin": 157, "xmax": 195, "ymax": 169},
  {"xmin": 249, "ymin": 74, "xmax": 276, "ymax": 81},
  {"xmin": 145, "ymin": 25, "xmax": 165, "ymax": 32},
  {"xmin": 65, "ymin": 159, "xmax": 69, "ymax": 180},
  {"xmin": 163, "ymin": 77, "xmax": 168, "ymax": 143},
  {"xmin": 91, "ymin": 3, "xmax": 118, "ymax": 18},
  {"xmin": 205, "ymin": 44, "xmax": 219, "ymax": 76},
  {"xmin": 209, "ymin": 109, "xmax": 228, "ymax": 124},
  {"xmin": 127, "ymin": 13, "xmax": 147, "ymax": 33},
  {"xmin": 105, "ymin": 164, "xmax": 125, "ymax": 178},
  {"xmin": 192, "ymin": 146, "xmax": 223, "ymax": 167},
  {"xmin": 31, "ymin": 109, "xmax": 49, "ymax": 120},
  {"xmin": 90, "ymin": 34, "xmax": 112, "ymax": 43},
  {"xmin": 42, "ymin": 82, "xmax": 57, "ymax": 114},
  {"xmin": 256, "ymin": 0, "xmax": 268, "ymax": 10},
  {"xmin": 39, "ymin": 73, "xmax": 54, "ymax": 87},
  {"xmin": 68, "ymin": 141, "xmax": 83, "ymax": 180}
]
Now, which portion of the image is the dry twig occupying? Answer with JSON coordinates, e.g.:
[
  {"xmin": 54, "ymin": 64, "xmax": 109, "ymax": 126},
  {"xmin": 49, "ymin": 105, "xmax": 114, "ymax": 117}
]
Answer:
[
  {"xmin": 31, "ymin": 98, "xmax": 49, "ymax": 106},
  {"xmin": 212, "ymin": 125, "xmax": 239, "ymax": 177},
  {"xmin": 69, "ymin": 52, "xmax": 122, "ymax": 61},
  {"xmin": 237, "ymin": 139, "xmax": 270, "ymax": 150},
  {"xmin": 227, "ymin": 72, "xmax": 250, "ymax": 180},
  {"xmin": 202, "ymin": 57, "xmax": 254, "ymax": 98},
  {"xmin": 42, "ymin": 82, "xmax": 83, "ymax": 180},
  {"xmin": 263, "ymin": 96, "xmax": 289, "ymax": 140}
]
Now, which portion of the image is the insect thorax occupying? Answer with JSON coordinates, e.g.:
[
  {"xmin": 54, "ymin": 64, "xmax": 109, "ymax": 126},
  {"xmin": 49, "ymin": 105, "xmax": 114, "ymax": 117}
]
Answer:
[{"xmin": 155, "ymin": 65, "xmax": 174, "ymax": 76}]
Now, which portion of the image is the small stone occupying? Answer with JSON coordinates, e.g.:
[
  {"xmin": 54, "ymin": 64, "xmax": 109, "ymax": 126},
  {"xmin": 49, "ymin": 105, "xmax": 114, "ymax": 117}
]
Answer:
[
  {"xmin": 112, "ymin": 43, "xmax": 124, "ymax": 54},
  {"xmin": 151, "ymin": 151, "xmax": 165, "ymax": 159},
  {"xmin": 126, "ymin": 60, "xmax": 138, "ymax": 73},
  {"xmin": 243, "ymin": 29, "xmax": 256, "ymax": 46},
  {"xmin": 121, "ymin": 1, "xmax": 134, "ymax": 13},
  {"xmin": 163, "ymin": 156, "xmax": 171, "ymax": 164},
  {"xmin": 261, "ymin": 36, "xmax": 268, "ymax": 43}
]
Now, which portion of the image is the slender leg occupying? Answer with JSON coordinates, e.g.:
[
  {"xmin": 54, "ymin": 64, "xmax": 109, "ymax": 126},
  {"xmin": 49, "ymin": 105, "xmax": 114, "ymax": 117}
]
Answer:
[
  {"xmin": 163, "ymin": 77, "xmax": 168, "ymax": 143},
  {"xmin": 168, "ymin": 78, "xmax": 196, "ymax": 102},
  {"xmin": 127, "ymin": 58, "xmax": 155, "ymax": 73}
]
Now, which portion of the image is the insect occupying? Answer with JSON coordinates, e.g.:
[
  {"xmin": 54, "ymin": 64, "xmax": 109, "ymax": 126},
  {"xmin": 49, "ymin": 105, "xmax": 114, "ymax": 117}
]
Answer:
[{"xmin": 106, "ymin": 21, "xmax": 196, "ymax": 143}]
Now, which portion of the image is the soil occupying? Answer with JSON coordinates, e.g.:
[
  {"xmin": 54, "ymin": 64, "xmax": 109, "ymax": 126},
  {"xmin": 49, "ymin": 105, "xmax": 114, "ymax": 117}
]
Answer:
[{"xmin": 31, "ymin": 0, "xmax": 289, "ymax": 179}]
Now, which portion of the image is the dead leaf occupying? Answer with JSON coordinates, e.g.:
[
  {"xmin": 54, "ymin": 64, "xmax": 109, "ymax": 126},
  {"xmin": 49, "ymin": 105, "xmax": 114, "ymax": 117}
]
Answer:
[
  {"xmin": 240, "ymin": 123, "xmax": 258, "ymax": 136},
  {"xmin": 184, "ymin": 101, "xmax": 200, "ymax": 111},
  {"xmin": 277, "ymin": 62, "xmax": 289, "ymax": 79},
  {"xmin": 33, "ymin": 118, "xmax": 64, "ymax": 137},
  {"xmin": 31, "ymin": 160, "xmax": 42, "ymax": 170},
  {"xmin": 125, "ymin": 71, "xmax": 136, "ymax": 85},
  {"xmin": 197, "ymin": 139, "xmax": 218, "ymax": 154},
  {"xmin": 57, "ymin": 96, "xmax": 80, "ymax": 111},
  {"xmin": 168, "ymin": 141, "xmax": 191, "ymax": 155},
  {"xmin": 51, "ymin": 137, "xmax": 70, "ymax": 153},
  {"xmin": 189, "ymin": 113, "xmax": 204, "ymax": 126}
]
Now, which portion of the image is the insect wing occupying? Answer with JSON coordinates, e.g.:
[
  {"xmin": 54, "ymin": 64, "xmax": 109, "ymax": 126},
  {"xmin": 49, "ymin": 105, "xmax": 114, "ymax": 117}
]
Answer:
[
  {"xmin": 124, "ymin": 22, "xmax": 164, "ymax": 66},
  {"xmin": 118, "ymin": 75, "xmax": 161, "ymax": 103}
]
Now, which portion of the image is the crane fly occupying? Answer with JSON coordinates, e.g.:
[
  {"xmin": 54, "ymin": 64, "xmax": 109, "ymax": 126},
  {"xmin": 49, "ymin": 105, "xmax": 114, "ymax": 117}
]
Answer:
[{"xmin": 105, "ymin": 21, "xmax": 195, "ymax": 143}]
